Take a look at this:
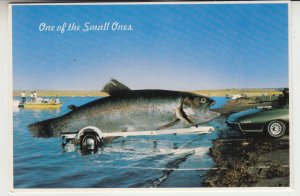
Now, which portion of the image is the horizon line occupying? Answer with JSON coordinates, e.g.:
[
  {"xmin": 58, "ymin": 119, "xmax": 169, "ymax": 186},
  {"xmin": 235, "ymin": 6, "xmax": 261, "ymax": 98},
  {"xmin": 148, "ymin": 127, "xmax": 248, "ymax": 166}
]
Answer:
[{"xmin": 12, "ymin": 87, "xmax": 286, "ymax": 92}]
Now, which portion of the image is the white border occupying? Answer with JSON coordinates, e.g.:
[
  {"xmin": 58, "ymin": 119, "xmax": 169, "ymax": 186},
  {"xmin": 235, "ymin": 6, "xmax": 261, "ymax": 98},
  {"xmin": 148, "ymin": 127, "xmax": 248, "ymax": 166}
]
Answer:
[
  {"xmin": 290, "ymin": 1, "xmax": 300, "ymax": 193},
  {"xmin": 1, "ymin": 1, "xmax": 299, "ymax": 196},
  {"xmin": 0, "ymin": 1, "xmax": 12, "ymax": 196}
]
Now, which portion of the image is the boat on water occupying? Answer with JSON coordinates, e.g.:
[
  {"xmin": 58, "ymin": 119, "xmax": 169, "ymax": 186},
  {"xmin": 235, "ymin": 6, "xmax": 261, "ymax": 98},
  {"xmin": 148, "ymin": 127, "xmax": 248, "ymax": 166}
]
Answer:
[
  {"xmin": 226, "ymin": 94, "xmax": 246, "ymax": 100},
  {"xmin": 19, "ymin": 102, "xmax": 63, "ymax": 109},
  {"xmin": 19, "ymin": 97, "xmax": 63, "ymax": 109}
]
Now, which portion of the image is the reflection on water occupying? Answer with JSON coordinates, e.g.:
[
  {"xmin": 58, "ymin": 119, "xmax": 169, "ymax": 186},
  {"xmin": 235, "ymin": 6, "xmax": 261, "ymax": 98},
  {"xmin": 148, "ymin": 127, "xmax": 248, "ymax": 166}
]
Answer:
[{"xmin": 13, "ymin": 96, "xmax": 227, "ymax": 188}]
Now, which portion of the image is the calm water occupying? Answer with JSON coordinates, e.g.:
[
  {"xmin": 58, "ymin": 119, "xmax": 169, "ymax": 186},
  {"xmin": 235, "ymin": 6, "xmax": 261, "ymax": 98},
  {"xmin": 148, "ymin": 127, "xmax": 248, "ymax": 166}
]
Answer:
[{"xmin": 13, "ymin": 96, "xmax": 227, "ymax": 188}]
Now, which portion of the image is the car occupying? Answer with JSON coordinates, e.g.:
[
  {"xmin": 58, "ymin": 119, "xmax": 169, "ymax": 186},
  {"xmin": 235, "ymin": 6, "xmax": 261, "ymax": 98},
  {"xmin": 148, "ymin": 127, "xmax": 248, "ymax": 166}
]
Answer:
[{"xmin": 226, "ymin": 106, "xmax": 289, "ymax": 138}]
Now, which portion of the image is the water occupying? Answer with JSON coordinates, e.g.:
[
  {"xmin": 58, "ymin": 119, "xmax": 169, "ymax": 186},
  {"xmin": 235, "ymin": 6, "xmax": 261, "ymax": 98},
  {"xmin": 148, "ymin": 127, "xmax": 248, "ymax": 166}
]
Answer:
[{"xmin": 13, "ymin": 96, "xmax": 227, "ymax": 188}]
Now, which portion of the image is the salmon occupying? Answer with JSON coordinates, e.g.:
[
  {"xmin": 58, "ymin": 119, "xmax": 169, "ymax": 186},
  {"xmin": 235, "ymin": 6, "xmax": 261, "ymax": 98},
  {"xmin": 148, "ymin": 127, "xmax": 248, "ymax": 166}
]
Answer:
[{"xmin": 28, "ymin": 79, "xmax": 220, "ymax": 138}]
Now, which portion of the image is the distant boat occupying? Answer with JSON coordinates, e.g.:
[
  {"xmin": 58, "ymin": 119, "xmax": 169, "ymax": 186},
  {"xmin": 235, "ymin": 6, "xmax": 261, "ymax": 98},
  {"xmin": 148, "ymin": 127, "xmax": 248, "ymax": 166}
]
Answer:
[
  {"xmin": 226, "ymin": 94, "xmax": 246, "ymax": 100},
  {"xmin": 19, "ymin": 102, "xmax": 63, "ymax": 109},
  {"xmin": 18, "ymin": 97, "xmax": 62, "ymax": 109}
]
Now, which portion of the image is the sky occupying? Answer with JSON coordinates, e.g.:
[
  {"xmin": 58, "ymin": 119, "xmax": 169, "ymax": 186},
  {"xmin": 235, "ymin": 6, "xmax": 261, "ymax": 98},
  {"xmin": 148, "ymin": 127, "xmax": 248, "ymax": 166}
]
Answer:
[{"xmin": 13, "ymin": 3, "xmax": 288, "ymax": 91}]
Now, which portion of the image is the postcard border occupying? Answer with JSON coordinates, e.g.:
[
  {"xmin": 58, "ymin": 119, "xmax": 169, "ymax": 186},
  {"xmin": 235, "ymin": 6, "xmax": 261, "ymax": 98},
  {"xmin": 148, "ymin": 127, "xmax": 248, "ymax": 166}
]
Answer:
[{"xmin": 2, "ymin": 1, "xmax": 299, "ymax": 196}]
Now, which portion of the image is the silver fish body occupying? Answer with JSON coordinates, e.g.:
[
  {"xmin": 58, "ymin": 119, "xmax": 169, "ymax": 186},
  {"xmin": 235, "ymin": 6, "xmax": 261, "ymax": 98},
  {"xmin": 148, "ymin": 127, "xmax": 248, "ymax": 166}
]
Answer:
[{"xmin": 28, "ymin": 89, "xmax": 219, "ymax": 138}]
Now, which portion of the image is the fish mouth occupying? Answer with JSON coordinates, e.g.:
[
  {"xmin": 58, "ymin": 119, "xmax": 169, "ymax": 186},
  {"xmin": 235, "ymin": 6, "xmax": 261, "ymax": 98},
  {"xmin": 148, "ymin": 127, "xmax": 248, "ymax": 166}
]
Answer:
[
  {"xmin": 200, "ymin": 102, "xmax": 211, "ymax": 114},
  {"xmin": 179, "ymin": 98, "xmax": 216, "ymax": 125},
  {"xmin": 185, "ymin": 103, "xmax": 220, "ymax": 124},
  {"xmin": 187, "ymin": 110, "xmax": 220, "ymax": 125},
  {"xmin": 207, "ymin": 97, "xmax": 215, "ymax": 107},
  {"xmin": 205, "ymin": 103, "xmax": 210, "ymax": 112}
]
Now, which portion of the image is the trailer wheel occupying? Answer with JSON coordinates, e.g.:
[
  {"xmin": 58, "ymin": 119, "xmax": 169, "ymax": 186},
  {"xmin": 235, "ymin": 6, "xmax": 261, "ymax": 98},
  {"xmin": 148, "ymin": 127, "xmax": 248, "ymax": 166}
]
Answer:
[
  {"xmin": 80, "ymin": 132, "xmax": 101, "ymax": 152},
  {"xmin": 265, "ymin": 121, "xmax": 286, "ymax": 138}
]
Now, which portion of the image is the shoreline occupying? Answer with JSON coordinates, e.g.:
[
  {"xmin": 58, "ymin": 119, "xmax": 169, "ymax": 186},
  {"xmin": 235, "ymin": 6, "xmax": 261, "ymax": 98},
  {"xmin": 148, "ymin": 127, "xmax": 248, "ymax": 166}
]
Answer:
[
  {"xmin": 203, "ymin": 98, "xmax": 289, "ymax": 187},
  {"xmin": 13, "ymin": 89, "xmax": 281, "ymax": 97}
]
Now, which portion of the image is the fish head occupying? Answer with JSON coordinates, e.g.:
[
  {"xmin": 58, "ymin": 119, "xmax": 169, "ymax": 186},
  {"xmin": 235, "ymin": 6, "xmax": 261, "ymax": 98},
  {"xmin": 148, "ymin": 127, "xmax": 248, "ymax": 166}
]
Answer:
[{"xmin": 181, "ymin": 96, "xmax": 219, "ymax": 124}]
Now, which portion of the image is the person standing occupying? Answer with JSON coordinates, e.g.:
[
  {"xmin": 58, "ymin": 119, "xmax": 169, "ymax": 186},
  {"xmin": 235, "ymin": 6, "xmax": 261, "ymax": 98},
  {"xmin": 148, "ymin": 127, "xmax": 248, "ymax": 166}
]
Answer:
[
  {"xmin": 21, "ymin": 91, "xmax": 26, "ymax": 103},
  {"xmin": 30, "ymin": 92, "xmax": 33, "ymax": 103},
  {"xmin": 282, "ymin": 88, "xmax": 289, "ymax": 108},
  {"xmin": 55, "ymin": 95, "xmax": 60, "ymax": 104},
  {"xmin": 277, "ymin": 88, "xmax": 289, "ymax": 108},
  {"xmin": 33, "ymin": 91, "xmax": 37, "ymax": 102}
]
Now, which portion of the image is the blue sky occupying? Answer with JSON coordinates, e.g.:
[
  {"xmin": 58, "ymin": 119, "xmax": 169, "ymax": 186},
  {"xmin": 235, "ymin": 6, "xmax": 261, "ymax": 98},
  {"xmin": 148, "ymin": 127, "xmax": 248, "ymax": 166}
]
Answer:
[{"xmin": 13, "ymin": 3, "xmax": 288, "ymax": 90}]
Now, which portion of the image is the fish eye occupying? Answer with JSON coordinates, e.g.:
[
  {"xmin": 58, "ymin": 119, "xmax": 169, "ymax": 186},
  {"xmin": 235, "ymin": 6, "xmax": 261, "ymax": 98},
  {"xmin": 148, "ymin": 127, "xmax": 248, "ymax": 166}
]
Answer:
[{"xmin": 200, "ymin": 98, "xmax": 207, "ymax": 103}]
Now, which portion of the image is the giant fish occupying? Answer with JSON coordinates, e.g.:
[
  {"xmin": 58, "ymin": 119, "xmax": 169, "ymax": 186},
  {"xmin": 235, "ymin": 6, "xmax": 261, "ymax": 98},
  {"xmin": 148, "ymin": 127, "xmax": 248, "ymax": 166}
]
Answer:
[{"xmin": 28, "ymin": 79, "xmax": 220, "ymax": 138}]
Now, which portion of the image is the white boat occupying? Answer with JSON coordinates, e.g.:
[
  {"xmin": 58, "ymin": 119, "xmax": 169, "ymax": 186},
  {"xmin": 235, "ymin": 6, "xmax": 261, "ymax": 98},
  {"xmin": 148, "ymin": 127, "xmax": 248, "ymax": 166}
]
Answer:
[
  {"xmin": 18, "ymin": 97, "xmax": 62, "ymax": 109},
  {"xmin": 227, "ymin": 94, "xmax": 246, "ymax": 100}
]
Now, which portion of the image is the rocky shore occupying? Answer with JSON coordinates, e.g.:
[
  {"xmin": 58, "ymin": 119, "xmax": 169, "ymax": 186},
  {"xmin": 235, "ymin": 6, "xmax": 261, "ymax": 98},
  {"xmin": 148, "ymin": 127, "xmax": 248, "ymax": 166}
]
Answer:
[{"xmin": 202, "ymin": 98, "xmax": 289, "ymax": 187}]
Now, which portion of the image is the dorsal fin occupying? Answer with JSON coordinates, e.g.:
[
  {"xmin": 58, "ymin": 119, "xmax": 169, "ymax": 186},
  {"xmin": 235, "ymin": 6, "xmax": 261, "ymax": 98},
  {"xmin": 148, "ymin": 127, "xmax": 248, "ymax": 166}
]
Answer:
[
  {"xmin": 68, "ymin": 104, "xmax": 77, "ymax": 110},
  {"xmin": 102, "ymin": 78, "xmax": 131, "ymax": 96}
]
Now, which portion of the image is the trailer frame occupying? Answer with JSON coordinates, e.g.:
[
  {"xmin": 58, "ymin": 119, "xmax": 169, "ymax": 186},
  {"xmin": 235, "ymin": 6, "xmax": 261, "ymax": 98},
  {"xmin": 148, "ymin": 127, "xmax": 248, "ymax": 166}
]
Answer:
[{"xmin": 61, "ymin": 126, "xmax": 215, "ymax": 150}]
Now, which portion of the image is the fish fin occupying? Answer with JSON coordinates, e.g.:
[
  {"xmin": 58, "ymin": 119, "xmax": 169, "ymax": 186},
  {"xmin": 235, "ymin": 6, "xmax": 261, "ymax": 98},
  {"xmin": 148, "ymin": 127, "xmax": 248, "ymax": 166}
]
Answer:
[
  {"xmin": 27, "ymin": 119, "xmax": 56, "ymax": 138},
  {"xmin": 157, "ymin": 119, "xmax": 180, "ymax": 130},
  {"xmin": 102, "ymin": 78, "xmax": 131, "ymax": 96},
  {"xmin": 68, "ymin": 104, "xmax": 77, "ymax": 110}
]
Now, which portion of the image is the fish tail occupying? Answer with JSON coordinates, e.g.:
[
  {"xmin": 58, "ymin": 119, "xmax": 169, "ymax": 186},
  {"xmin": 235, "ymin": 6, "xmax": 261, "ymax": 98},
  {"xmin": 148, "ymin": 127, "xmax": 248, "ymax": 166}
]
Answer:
[{"xmin": 27, "ymin": 118, "xmax": 59, "ymax": 138}]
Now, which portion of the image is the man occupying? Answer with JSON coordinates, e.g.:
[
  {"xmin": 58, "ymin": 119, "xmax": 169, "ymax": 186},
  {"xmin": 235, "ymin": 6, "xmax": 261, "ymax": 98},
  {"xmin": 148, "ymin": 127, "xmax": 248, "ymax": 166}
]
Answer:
[
  {"xmin": 55, "ymin": 95, "xmax": 60, "ymax": 104},
  {"xmin": 282, "ymin": 88, "xmax": 289, "ymax": 108},
  {"xmin": 30, "ymin": 92, "xmax": 33, "ymax": 103},
  {"xmin": 33, "ymin": 91, "xmax": 37, "ymax": 102},
  {"xmin": 278, "ymin": 88, "xmax": 289, "ymax": 108},
  {"xmin": 21, "ymin": 91, "xmax": 26, "ymax": 103}
]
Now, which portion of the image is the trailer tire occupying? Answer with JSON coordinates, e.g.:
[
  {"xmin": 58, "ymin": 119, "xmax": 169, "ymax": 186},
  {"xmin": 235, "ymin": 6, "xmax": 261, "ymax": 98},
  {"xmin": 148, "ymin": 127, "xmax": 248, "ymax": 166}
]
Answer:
[{"xmin": 80, "ymin": 132, "xmax": 101, "ymax": 152}]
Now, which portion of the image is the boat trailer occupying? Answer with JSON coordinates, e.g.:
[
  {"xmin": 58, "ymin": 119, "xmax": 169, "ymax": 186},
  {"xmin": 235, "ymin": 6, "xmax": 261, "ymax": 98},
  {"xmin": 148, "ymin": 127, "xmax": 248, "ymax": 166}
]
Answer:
[{"xmin": 61, "ymin": 126, "xmax": 215, "ymax": 152}]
